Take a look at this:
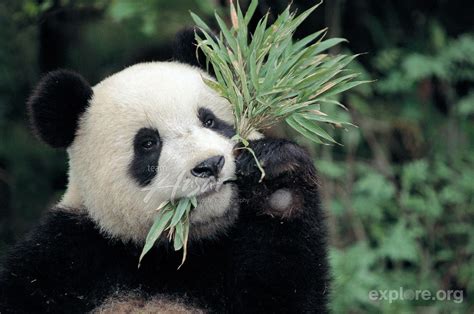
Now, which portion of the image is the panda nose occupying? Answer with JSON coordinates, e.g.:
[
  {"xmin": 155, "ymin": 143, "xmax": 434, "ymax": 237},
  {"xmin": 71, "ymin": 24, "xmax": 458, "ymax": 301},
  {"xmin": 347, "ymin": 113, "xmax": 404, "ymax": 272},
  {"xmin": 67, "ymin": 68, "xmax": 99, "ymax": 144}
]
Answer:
[{"xmin": 191, "ymin": 155, "xmax": 225, "ymax": 179}]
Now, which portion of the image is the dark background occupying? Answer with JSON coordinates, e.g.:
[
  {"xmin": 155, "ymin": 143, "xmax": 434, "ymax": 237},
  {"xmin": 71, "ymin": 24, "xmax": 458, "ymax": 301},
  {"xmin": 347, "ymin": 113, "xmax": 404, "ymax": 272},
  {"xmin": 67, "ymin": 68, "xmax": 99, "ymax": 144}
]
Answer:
[{"xmin": 0, "ymin": 0, "xmax": 473, "ymax": 312}]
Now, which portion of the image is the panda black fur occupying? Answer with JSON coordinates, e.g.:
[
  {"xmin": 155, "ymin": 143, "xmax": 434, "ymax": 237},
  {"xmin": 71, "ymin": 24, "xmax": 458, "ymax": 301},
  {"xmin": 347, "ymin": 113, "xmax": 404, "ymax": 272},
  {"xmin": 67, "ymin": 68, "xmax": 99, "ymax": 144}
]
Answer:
[{"xmin": 0, "ymin": 30, "xmax": 330, "ymax": 313}]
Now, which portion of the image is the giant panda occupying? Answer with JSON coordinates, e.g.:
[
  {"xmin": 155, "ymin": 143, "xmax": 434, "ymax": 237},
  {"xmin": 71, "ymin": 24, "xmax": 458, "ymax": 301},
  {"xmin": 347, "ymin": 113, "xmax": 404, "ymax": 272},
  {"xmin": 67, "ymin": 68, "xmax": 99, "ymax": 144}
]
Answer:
[{"xmin": 0, "ymin": 30, "xmax": 329, "ymax": 313}]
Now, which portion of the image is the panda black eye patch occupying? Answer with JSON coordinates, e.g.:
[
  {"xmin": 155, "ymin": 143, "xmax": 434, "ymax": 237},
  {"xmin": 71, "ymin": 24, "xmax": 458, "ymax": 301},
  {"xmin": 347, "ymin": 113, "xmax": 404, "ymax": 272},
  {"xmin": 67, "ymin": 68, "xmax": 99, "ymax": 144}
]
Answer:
[
  {"xmin": 198, "ymin": 107, "xmax": 235, "ymax": 138},
  {"xmin": 129, "ymin": 128, "xmax": 162, "ymax": 186}
]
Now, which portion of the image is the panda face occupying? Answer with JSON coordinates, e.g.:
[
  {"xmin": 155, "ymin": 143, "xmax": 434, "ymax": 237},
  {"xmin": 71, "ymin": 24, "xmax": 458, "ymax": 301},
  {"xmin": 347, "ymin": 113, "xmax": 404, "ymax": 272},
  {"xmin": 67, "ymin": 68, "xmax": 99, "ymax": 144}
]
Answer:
[{"xmin": 66, "ymin": 62, "xmax": 239, "ymax": 243}]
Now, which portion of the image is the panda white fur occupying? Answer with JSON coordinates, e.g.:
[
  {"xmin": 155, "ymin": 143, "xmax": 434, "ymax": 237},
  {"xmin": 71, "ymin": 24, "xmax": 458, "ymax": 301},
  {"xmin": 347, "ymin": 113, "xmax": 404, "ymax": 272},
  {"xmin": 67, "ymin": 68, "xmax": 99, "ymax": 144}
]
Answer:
[
  {"xmin": 64, "ymin": 61, "xmax": 240, "ymax": 243},
  {"xmin": 0, "ymin": 31, "xmax": 329, "ymax": 313}
]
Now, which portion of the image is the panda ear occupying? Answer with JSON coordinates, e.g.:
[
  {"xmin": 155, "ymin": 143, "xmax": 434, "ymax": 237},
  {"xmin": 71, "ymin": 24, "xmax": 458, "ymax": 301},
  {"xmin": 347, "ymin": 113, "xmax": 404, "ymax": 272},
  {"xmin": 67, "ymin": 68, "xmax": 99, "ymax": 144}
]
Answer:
[
  {"xmin": 173, "ymin": 27, "xmax": 213, "ymax": 72},
  {"xmin": 27, "ymin": 70, "xmax": 92, "ymax": 148}
]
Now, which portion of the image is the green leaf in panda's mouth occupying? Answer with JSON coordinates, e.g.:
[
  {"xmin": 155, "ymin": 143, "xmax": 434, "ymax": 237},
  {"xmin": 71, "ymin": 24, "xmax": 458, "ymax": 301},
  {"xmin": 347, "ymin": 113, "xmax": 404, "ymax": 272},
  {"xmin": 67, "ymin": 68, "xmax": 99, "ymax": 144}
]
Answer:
[{"xmin": 138, "ymin": 196, "xmax": 197, "ymax": 269}]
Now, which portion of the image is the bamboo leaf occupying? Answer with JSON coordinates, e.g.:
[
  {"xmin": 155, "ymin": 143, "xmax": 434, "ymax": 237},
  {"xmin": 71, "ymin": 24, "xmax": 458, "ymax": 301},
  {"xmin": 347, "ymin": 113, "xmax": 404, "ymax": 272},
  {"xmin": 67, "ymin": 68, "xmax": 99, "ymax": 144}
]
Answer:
[
  {"xmin": 170, "ymin": 198, "xmax": 190, "ymax": 227},
  {"xmin": 313, "ymin": 38, "xmax": 347, "ymax": 55},
  {"xmin": 139, "ymin": 208, "xmax": 174, "ymax": 266},
  {"xmin": 286, "ymin": 115, "xmax": 324, "ymax": 144},
  {"xmin": 215, "ymin": 12, "xmax": 238, "ymax": 53},
  {"xmin": 319, "ymin": 80, "xmax": 371, "ymax": 98},
  {"xmin": 292, "ymin": 28, "xmax": 327, "ymax": 52},
  {"xmin": 292, "ymin": 113, "xmax": 339, "ymax": 144},
  {"xmin": 155, "ymin": 200, "xmax": 170, "ymax": 211},
  {"xmin": 190, "ymin": 196, "xmax": 198, "ymax": 208},
  {"xmin": 178, "ymin": 215, "xmax": 190, "ymax": 269},
  {"xmin": 244, "ymin": 0, "xmax": 258, "ymax": 25},
  {"xmin": 190, "ymin": 12, "xmax": 212, "ymax": 32},
  {"xmin": 173, "ymin": 222, "xmax": 184, "ymax": 251}
]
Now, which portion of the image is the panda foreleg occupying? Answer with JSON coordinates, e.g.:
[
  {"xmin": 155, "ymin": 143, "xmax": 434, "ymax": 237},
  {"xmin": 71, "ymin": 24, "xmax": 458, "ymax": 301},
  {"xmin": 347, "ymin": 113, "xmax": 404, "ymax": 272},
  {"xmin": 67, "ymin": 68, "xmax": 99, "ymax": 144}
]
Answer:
[{"xmin": 230, "ymin": 138, "xmax": 330, "ymax": 313}]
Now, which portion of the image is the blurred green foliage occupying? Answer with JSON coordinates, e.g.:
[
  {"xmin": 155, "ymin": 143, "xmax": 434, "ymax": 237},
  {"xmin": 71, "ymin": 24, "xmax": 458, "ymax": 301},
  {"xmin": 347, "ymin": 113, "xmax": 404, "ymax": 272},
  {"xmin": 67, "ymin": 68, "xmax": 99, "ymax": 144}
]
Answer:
[
  {"xmin": 316, "ymin": 12, "xmax": 474, "ymax": 313},
  {"xmin": 0, "ymin": 0, "xmax": 473, "ymax": 312}
]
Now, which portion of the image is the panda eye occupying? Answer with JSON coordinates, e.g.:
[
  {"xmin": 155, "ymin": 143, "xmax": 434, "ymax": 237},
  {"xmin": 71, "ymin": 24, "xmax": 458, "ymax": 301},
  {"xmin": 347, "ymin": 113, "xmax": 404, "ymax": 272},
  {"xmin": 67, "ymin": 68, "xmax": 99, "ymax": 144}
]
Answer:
[
  {"xmin": 203, "ymin": 118, "xmax": 215, "ymax": 128},
  {"xmin": 141, "ymin": 139, "xmax": 156, "ymax": 150}
]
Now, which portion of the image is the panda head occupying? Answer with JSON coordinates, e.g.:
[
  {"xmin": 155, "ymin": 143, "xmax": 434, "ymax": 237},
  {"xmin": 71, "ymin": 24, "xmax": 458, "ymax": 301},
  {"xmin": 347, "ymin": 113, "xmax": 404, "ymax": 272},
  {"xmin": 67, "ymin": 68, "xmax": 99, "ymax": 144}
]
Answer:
[{"xmin": 27, "ymin": 59, "xmax": 249, "ymax": 243}]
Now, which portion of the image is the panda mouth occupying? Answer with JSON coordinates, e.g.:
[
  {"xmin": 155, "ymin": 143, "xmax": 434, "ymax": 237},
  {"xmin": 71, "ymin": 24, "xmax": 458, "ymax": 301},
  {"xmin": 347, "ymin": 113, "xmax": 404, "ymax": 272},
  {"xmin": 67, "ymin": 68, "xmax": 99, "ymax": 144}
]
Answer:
[
  {"xmin": 194, "ymin": 178, "xmax": 235, "ymax": 199},
  {"xmin": 197, "ymin": 184, "xmax": 224, "ymax": 198},
  {"xmin": 223, "ymin": 179, "xmax": 237, "ymax": 185},
  {"xmin": 197, "ymin": 189, "xmax": 218, "ymax": 199}
]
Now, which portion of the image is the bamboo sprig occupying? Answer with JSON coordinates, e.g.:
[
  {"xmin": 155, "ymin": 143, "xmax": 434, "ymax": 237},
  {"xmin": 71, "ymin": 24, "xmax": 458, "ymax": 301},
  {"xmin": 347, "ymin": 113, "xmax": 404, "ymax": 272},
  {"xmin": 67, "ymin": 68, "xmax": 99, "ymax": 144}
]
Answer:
[
  {"xmin": 191, "ymin": 0, "xmax": 367, "ymax": 145},
  {"xmin": 139, "ymin": 196, "xmax": 197, "ymax": 268}
]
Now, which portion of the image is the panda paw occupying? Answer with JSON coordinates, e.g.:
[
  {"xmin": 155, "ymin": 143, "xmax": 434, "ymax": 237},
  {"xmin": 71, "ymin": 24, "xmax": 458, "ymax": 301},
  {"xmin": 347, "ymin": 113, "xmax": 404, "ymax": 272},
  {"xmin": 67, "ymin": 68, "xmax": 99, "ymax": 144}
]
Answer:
[{"xmin": 235, "ymin": 138, "xmax": 317, "ymax": 184}]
